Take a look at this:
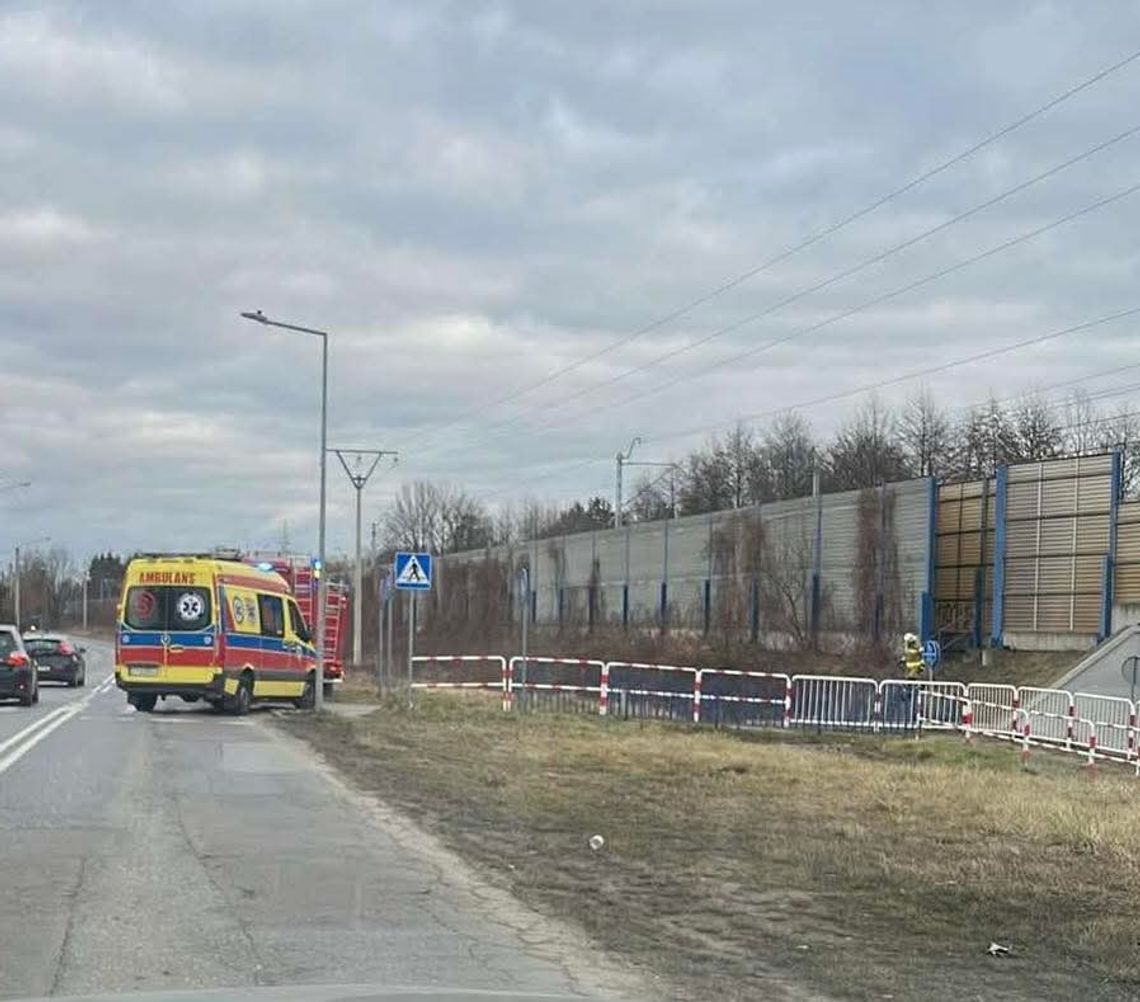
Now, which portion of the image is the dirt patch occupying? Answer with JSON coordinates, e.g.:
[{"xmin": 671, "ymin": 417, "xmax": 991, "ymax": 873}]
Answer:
[{"xmin": 279, "ymin": 695, "xmax": 1140, "ymax": 1002}]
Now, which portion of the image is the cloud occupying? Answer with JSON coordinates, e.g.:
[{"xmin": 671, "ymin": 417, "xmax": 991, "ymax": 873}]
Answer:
[{"xmin": 2, "ymin": 0, "xmax": 1140, "ymax": 560}]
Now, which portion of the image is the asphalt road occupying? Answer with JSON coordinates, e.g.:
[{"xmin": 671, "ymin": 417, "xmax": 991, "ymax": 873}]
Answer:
[{"xmin": 0, "ymin": 641, "xmax": 599, "ymax": 1001}]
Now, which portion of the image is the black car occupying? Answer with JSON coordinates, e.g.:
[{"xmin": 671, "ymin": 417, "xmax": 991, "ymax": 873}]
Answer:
[
  {"xmin": 24, "ymin": 633, "xmax": 86, "ymax": 687},
  {"xmin": 0, "ymin": 625, "xmax": 39, "ymax": 705}
]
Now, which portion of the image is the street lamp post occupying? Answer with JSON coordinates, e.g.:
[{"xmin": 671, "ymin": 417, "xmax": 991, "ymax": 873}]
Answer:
[
  {"xmin": 13, "ymin": 536, "xmax": 50, "ymax": 631},
  {"xmin": 241, "ymin": 310, "xmax": 329, "ymax": 710}
]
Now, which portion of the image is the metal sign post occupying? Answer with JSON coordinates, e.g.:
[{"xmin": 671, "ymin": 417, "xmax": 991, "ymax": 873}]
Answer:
[
  {"xmin": 376, "ymin": 571, "xmax": 391, "ymax": 689},
  {"xmin": 394, "ymin": 552, "xmax": 432, "ymax": 707},
  {"xmin": 385, "ymin": 587, "xmax": 393, "ymax": 687},
  {"xmin": 922, "ymin": 639, "xmax": 941, "ymax": 680},
  {"xmin": 407, "ymin": 592, "xmax": 416, "ymax": 707},
  {"xmin": 1122, "ymin": 655, "xmax": 1140, "ymax": 703},
  {"xmin": 518, "ymin": 566, "xmax": 529, "ymax": 710}
]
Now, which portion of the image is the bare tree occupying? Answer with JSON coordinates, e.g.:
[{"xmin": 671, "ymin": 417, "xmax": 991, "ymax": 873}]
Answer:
[
  {"xmin": 899, "ymin": 387, "xmax": 951, "ymax": 477},
  {"xmin": 382, "ymin": 481, "xmax": 493, "ymax": 553},
  {"xmin": 626, "ymin": 472, "xmax": 674, "ymax": 522},
  {"xmin": 824, "ymin": 395, "xmax": 909, "ymax": 490},
  {"xmin": 762, "ymin": 412, "xmax": 817, "ymax": 500},
  {"xmin": 678, "ymin": 441, "xmax": 733, "ymax": 514},
  {"xmin": 535, "ymin": 497, "xmax": 614, "ymax": 537},
  {"xmin": 678, "ymin": 426, "xmax": 767, "ymax": 514},
  {"xmin": 1062, "ymin": 388, "xmax": 1102, "ymax": 455},
  {"xmin": 1012, "ymin": 393, "xmax": 1063, "ymax": 460},
  {"xmin": 949, "ymin": 396, "xmax": 1019, "ymax": 479},
  {"xmin": 1091, "ymin": 403, "xmax": 1140, "ymax": 495}
]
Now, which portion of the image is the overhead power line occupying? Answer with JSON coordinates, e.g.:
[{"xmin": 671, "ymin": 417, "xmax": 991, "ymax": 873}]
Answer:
[
  {"xmin": 468, "ymin": 305, "xmax": 1140, "ymax": 503},
  {"xmin": 395, "ymin": 44, "xmax": 1140, "ymax": 455},
  {"xmin": 465, "ymin": 127, "xmax": 1140, "ymax": 448},
  {"xmin": 662, "ymin": 306, "xmax": 1140, "ymax": 443},
  {"xmin": 414, "ymin": 174, "xmax": 1140, "ymax": 472}
]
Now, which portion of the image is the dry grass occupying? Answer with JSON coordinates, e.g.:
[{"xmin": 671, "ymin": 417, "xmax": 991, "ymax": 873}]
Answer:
[
  {"xmin": 282, "ymin": 694, "xmax": 1140, "ymax": 1002},
  {"xmin": 940, "ymin": 648, "xmax": 1082, "ymax": 689}
]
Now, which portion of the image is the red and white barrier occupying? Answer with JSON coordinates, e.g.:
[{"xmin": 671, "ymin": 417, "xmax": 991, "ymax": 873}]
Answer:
[
  {"xmin": 1073, "ymin": 693, "xmax": 1133, "ymax": 762},
  {"xmin": 508, "ymin": 657, "xmax": 605, "ymax": 713},
  {"xmin": 604, "ymin": 661, "xmax": 700, "ymax": 721},
  {"xmin": 1019, "ymin": 687, "xmax": 1075, "ymax": 750},
  {"xmin": 694, "ymin": 669, "xmax": 791, "ymax": 727},
  {"xmin": 409, "ymin": 655, "xmax": 510, "ymax": 709},
  {"xmin": 965, "ymin": 684, "xmax": 1019, "ymax": 740},
  {"xmin": 406, "ymin": 653, "xmax": 1140, "ymax": 773},
  {"xmin": 878, "ymin": 680, "xmax": 967, "ymax": 733}
]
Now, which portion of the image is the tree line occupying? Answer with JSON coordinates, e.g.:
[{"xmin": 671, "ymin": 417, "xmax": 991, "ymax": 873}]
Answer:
[
  {"xmin": 0, "ymin": 551, "xmax": 126, "ymax": 627},
  {"xmin": 379, "ymin": 387, "xmax": 1139, "ymax": 553}
]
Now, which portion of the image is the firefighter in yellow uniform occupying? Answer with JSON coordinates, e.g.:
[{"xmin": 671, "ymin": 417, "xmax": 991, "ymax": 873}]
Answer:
[{"xmin": 902, "ymin": 632, "xmax": 924, "ymax": 679}]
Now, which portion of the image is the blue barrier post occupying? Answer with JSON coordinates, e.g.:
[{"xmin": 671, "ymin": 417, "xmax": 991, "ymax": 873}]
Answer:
[
  {"xmin": 1103, "ymin": 450, "xmax": 1123, "ymax": 640},
  {"xmin": 990, "ymin": 465, "xmax": 1008, "ymax": 647},
  {"xmin": 750, "ymin": 577, "xmax": 760, "ymax": 643},
  {"xmin": 919, "ymin": 591, "xmax": 934, "ymax": 645},
  {"xmin": 972, "ymin": 567, "xmax": 984, "ymax": 649},
  {"xmin": 923, "ymin": 476, "xmax": 938, "ymax": 643}
]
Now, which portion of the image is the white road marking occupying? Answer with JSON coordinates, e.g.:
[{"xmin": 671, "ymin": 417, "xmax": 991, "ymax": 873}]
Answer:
[
  {"xmin": 0, "ymin": 705, "xmax": 71, "ymax": 759},
  {"xmin": 0, "ymin": 685, "xmax": 105, "ymax": 776}
]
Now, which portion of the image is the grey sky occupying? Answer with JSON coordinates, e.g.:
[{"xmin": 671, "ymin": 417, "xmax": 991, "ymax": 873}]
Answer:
[{"xmin": 2, "ymin": 1, "xmax": 1139, "ymax": 562}]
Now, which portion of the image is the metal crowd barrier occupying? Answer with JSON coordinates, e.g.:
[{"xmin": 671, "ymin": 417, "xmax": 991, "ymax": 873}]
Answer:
[
  {"xmin": 605, "ymin": 661, "xmax": 699, "ymax": 722},
  {"xmin": 508, "ymin": 656, "xmax": 604, "ymax": 714},
  {"xmin": 408, "ymin": 654, "xmax": 1140, "ymax": 770},
  {"xmin": 790, "ymin": 675, "xmax": 878, "ymax": 730},
  {"xmin": 696, "ymin": 669, "xmax": 790, "ymax": 728},
  {"xmin": 1019, "ymin": 686, "xmax": 1074, "ymax": 750},
  {"xmin": 1073, "ymin": 693, "xmax": 1134, "ymax": 761},
  {"xmin": 965, "ymin": 683, "xmax": 1019, "ymax": 739},
  {"xmin": 409, "ymin": 655, "xmax": 510, "ymax": 710}
]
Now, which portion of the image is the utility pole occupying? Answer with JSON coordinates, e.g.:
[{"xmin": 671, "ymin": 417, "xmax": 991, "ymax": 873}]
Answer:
[
  {"xmin": 618, "ymin": 452, "xmax": 680, "ymax": 524},
  {"xmin": 614, "ymin": 437, "xmax": 642, "ymax": 529},
  {"xmin": 82, "ymin": 575, "xmax": 89, "ymax": 631},
  {"xmin": 331, "ymin": 448, "xmax": 398, "ymax": 666},
  {"xmin": 13, "ymin": 536, "xmax": 49, "ymax": 632}
]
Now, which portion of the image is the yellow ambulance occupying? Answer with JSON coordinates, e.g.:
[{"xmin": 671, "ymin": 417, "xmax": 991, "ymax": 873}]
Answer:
[{"xmin": 115, "ymin": 553, "xmax": 318, "ymax": 713}]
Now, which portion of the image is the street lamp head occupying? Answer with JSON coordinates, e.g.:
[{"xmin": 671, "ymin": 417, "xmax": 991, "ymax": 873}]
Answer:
[{"xmin": 240, "ymin": 310, "xmax": 268, "ymax": 324}]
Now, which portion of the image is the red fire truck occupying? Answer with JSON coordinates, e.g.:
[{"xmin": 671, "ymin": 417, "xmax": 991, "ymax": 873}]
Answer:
[{"xmin": 243, "ymin": 552, "xmax": 350, "ymax": 691}]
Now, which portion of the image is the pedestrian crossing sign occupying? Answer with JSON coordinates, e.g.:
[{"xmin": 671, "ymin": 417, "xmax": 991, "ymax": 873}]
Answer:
[{"xmin": 394, "ymin": 551, "xmax": 432, "ymax": 591}]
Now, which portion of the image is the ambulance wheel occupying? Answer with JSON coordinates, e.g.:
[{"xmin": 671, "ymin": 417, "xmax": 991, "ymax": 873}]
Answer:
[
  {"xmin": 294, "ymin": 673, "xmax": 316, "ymax": 710},
  {"xmin": 226, "ymin": 674, "xmax": 252, "ymax": 716},
  {"xmin": 322, "ymin": 682, "xmax": 335, "ymax": 701},
  {"xmin": 130, "ymin": 693, "xmax": 157, "ymax": 712}
]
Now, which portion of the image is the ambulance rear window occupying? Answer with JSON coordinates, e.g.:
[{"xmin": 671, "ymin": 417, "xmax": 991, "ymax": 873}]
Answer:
[{"xmin": 125, "ymin": 586, "xmax": 213, "ymax": 631}]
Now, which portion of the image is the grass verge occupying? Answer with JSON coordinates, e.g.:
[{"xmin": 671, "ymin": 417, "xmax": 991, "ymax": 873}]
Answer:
[{"xmin": 280, "ymin": 693, "xmax": 1140, "ymax": 1002}]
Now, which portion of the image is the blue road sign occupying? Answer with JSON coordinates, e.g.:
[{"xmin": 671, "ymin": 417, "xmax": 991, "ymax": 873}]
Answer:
[
  {"xmin": 394, "ymin": 551, "xmax": 432, "ymax": 591},
  {"xmin": 922, "ymin": 639, "xmax": 941, "ymax": 668}
]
